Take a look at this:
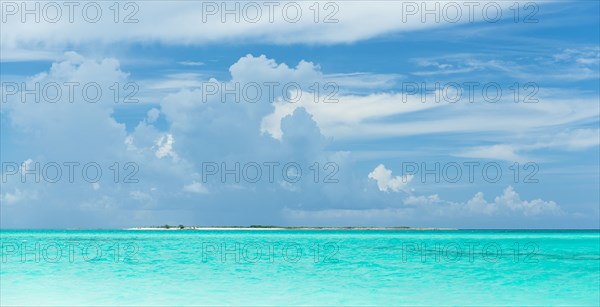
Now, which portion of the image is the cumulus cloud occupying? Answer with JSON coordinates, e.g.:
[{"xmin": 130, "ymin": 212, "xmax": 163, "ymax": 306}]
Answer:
[
  {"xmin": 0, "ymin": 53, "xmax": 203, "ymax": 228},
  {"xmin": 253, "ymin": 55, "xmax": 598, "ymax": 142},
  {"xmin": 284, "ymin": 186, "xmax": 562, "ymax": 227},
  {"xmin": 146, "ymin": 108, "xmax": 160, "ymax": 124},
  {"xmin": 0, "ymin": 53, "xmax": 586, "ymax": 229},
  {"xmin": 155, "ymin": 134, "xmax": 177, "ymax": 159},
  {"xmin": 403, "ymin": 186, "xmax": 561, "ymax": 217},
  {"xmin": 492, "ymin": 186, "xmax": 560, "ymax": 216},
  {"xmin": 368, "ymin": 164, "xmax": 413, "ymax": 192}
]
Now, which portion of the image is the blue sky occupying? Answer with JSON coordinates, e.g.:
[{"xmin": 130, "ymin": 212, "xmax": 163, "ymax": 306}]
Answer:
[{"xmin": 1, "ymin": 0, "xmax": 598, "ymax": 229}]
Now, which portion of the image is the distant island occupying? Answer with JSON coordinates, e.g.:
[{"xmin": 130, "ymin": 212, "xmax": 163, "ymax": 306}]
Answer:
[{"xmin": 127, "ymin": 225, "xmax": 457, "ymax": 230}]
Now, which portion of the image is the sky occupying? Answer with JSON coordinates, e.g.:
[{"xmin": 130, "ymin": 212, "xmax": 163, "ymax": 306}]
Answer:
[{"xmin": 0, "ymin": 0, "xmax": 599, "ymax": 229}]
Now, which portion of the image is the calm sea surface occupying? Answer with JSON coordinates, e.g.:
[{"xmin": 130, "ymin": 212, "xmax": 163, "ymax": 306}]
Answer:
[{"xmin": 1, "ymin": 230, "xmax": 598, "ymax": 306}]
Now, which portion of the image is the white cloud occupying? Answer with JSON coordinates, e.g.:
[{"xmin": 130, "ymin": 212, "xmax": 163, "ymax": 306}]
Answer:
[
  {"xmin": 19, "ymin": 159, "xmax": 34, "ymax": 176},
  {"xmin": 538, "ymin": 129, "xmax": 600, "ymax": 150},
  {"xmin": 255, "ymin": 61, "xmax": 598, "ymax": 142},
  {"xmin": 0, "ymin": 189, "xmax": 38, "ymax": 205},
  {"xmin": 0, "ymin": 47, "xmax": 62, "ymax": 62},
  {"xmin": 1, "ymin": 1, "xmax": 523, "ymax": 53},
  {"xmin": 261, "ymin": 91, "xmax": 441, "ymax": 140},
  {"xmin": 457, "ymin": 129, "xmax": 600, "ymax": 162},
  {"xmin": 146, "ymin": 108, "xmax": 160, "ymax": 123},
  {"xmin": 155, "ymin": 134, "xmax": 176, "ymax": 159},
  {"xmin": 553, "ymin": 47, "xmax": 600, "ymax": 65},
  {"xmin": 178, "ymin": 61, "xmax": 205, "ymax": 66},
  {"xmin": 492, "ymin": 186, "xmax": 560, "ymax": 216},
  {"xmin": 464, "ymin": 192, "xmax": 498, "ymax": 215},
  {"xmin": 426, "ymin": 186, "xmax": 561, "ymax": 216},
  {"xmin": 404, "ymin": 194, "xmax": 441, "ymax": 205},
  {"xmin": 456, "ymin": 144, "xmax": 528, "ymax": 163},
  {"xmin": 368, "ymin": 164, "xmax": 413, "ymax": 192},
  {"xmin": 284, "ymin": 186, "xmax": 561, "ymax": 225},
  {"xmin": 140, "ymin": 54, "xmax": 599, "ymax": 145},
  {"xmin": 1, "ymin": 53, "xmax": 206, "ymax": 228},
  {"xmin": 130, "ymin": 190, "xmax": 152, "ymax": 201},
  {"xmin": 183, "ymin": 181, "xmax": 208, "ymax": 194},
  {"xmin": 145, "ymin": 73, "xmax": 206, "ymax": 90},
  {"xmin": 0, "ymin": 52, "xmax": 590, "ymax": 228}
]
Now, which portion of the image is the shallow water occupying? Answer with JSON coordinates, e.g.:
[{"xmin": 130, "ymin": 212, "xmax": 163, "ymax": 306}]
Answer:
[{"xmin": 1, "ymin": 229, "xmax": 598, "ymax": 306}]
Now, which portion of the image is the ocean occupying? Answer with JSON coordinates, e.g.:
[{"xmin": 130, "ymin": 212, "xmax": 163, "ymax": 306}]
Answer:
[{"xmin": 1, "ymin": 229, "xmax": 598, "ymax": 306}]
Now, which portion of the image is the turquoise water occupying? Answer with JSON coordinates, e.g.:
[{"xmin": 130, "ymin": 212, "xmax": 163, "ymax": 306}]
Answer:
[{"xmin": 1, "ymin": 230, "xmax": 598, "ymax": 306}]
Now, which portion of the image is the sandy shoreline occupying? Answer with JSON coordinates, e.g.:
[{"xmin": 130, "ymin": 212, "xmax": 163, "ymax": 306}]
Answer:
[{"xmin": 125, "ymin": 227, "xmax": 457, "ymax": 231}]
